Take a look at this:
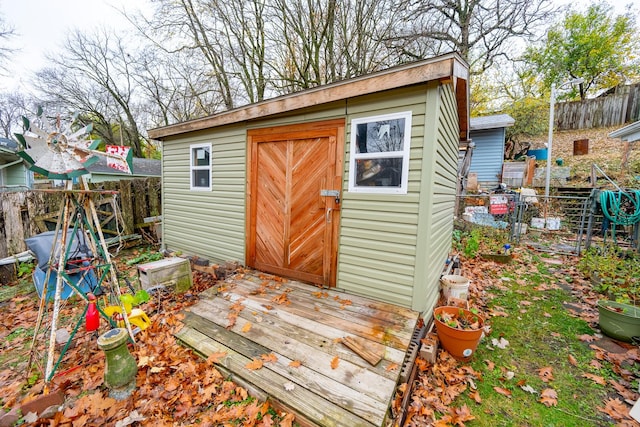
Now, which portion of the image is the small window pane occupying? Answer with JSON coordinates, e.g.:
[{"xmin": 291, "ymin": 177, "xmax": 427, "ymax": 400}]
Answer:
[
  {"xmin": 355, "ymin": 157, "xmax": 403, "ymax": 187},
  {"xmin": 192, "ymin": 169, "xmax": 210, "ymax": 188},
  {"xmin": 355, "ymin": 118, "xmax": 406, "ymax": 154},
  {"xmin": 192, "ymin": 147, "xmax": 210, "ymax": 166}
]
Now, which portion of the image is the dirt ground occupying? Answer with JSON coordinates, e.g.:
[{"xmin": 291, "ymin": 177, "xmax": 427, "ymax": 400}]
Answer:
[{"xmin": 528, "ymin": 125, "xmax": 640, "ymax": 186}]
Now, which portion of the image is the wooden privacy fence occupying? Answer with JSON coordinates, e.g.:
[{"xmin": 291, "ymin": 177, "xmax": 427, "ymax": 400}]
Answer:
[
  {"xmin": 556, "ymin": 84, "xmax": 640, "ymax": 130},
  {"xmin": 0, "ymin": 178, "xmax": 161, "ymax": 261}
]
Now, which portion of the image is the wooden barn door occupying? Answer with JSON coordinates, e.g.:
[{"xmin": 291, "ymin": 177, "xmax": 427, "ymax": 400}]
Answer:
[{"xmin": 247, "ymin": 120, "xmax": 344, "ymax": 287}]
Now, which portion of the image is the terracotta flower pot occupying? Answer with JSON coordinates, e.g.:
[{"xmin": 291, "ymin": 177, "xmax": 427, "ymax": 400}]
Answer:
[{"xmin": 434, "ymin": 306, "xmax": 484, "ymax": 361}]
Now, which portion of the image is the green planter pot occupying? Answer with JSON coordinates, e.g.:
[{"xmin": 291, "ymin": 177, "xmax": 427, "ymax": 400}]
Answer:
[{"xmin": 597, "ymin": 300, "xmax": 640, "ymax": 343}]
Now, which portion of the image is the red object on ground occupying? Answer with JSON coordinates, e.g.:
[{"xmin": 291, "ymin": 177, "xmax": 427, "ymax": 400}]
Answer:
[{"xmin": 86, "ymin": 293, "xmax": 99, "ymax": 332}]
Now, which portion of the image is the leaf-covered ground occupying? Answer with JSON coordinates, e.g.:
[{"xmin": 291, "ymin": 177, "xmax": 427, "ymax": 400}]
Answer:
[
  {"xmin": 0, "ymin": 249, "xmax": 295, "ymax": 426},
  {"xmin": 2, "ymin": 243, "xmax": 640, "ymax": 426},
  {"xmin": 397, "ymin": 247, "xmax": 640, "ymax": 426}
]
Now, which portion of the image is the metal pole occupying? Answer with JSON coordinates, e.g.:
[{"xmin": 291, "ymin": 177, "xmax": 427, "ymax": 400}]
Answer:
[{"xmin": 545, "ymin": 83, "xmax": 556, "ymax": 205}]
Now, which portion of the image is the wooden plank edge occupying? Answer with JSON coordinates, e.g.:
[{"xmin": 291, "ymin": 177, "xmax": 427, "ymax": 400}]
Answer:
[
  {"xmin": 186, "ymin": 300, "xmax": 405, "ymax": 381},
  {"xmin": 182, "ymin": 310, "xmax": 393, "ymax": 418},
  {"xmin": 175, "ymin": 325, "xmax": 378, "ymax": 427}
]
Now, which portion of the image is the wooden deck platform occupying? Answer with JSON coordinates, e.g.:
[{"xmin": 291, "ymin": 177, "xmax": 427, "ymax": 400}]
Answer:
[{"xmin": 175, "ymin": 270, "xmax": 421, "ymax": 427}]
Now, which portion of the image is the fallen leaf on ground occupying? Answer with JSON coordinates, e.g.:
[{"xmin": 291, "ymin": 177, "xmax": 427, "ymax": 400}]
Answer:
[
  {"xmin": 272, "ymin": 292, "xmax": 290, "ymax": 305},
  {"xmin": 537, "ymin": 366, "xmax": 554, "ymax": 383},
  {"xmin": 598, "ymin": 398, "xmax": 628, "ymax": 421},
  {"xmin": 568, "ymin": 354, "xmax": 578, "ymax": 366},
  {"xmin": 289, "ymin": 360, "xmax": 301, "ymax": 368},
  {"xmin": 469, "ymin": 390, "xmax": 482, "ymax": 404},
  {"xmin": 582, "ymin": 373, "xmax": 607, "ymax": 385},
  {"xmin": 115, "ymin": 410, "xmax": 146, "ymax": 427},
  {"xmin": 386, "ymin": 363, "xmax": 399, "ymax": 371},
  {"xmin": 494, "ymin": 387, "xmax": 512, "ymax": 398},
  {"xmin": 539, "ymin": 388, "xmax": 558, "ymax": 407},
  {"xmin": 577, "ymin": 334, "xmax": 596, "ymax": 342},
  {"xmin": 261, "ymin": 353, "xmax": 278, "ymax": 363},
  {"xmin": 491, "ymin": 337, "xmax": 509, "ymax": 349},
  {"xmin": 241, "ymin": 322, "xmax": 252, "ymax": 333},
  {"xmin": 484, "ymin": 360, "xmax": 495, "ymax": 371},
  {"xmin": 245, "ymin": 358, "xmax": 264, "ymax": 370},
  {"xmin": 520, "ymin": 384, "xmax": 537, "ymax": 394},
  {"xmin": 331, "ymin": 356, "xmax": 340, "ymax": 369}
]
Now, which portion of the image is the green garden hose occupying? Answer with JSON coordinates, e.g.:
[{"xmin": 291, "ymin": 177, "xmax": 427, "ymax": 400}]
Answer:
[{"xmin": 599, "ymin": 190, "xmax": 640, "ymax": 242}]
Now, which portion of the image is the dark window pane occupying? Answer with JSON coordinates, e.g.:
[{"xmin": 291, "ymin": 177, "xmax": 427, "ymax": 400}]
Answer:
[
  {"xmin": 355, "ymin": 157, "xmax": 403, "ymax": 187},
  {"xmin": 192, "ymin": 147, "xmax": 210, "ymax": 166},
  {"xmin": 355, "ymin": 118, "xmax": 405, "ymax": 154},
  {"xmin": 193, "ymin": 169, "xmax": 210, "ymax": 187}
]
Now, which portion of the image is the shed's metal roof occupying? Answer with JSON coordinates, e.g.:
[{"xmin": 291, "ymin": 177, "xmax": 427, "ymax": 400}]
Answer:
[
  {"xmin": 470, "ymin": 114, "xmax": 515, "ymax": 131},
  {"xmin": 609, "ymin": 120, "xmax": 640, "ymax": 142},
  {"xmin": 0, "ymin": 137, "xmax": 19, "ymax": 153}
]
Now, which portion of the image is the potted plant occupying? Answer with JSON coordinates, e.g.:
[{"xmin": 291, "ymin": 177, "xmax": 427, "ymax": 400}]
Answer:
[
  {"xmin": 433, "ymin": 306, "xmax": 485, "ymax": 361},
  {"xmin": 579, "ymin": 247, "xmax": 640, "ymax": 342}
]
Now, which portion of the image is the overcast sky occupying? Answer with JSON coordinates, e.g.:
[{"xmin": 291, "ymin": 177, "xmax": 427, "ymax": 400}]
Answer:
[
  {"xmin": 0, "ymin": 0, "xmax": 637, "ymax": 93},
  {"xmin": 0, "ymin": 0, "xmax": 149, "ymax": 91}
]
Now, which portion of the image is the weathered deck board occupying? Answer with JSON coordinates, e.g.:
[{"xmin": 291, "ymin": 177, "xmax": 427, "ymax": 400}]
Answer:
[
  {"xmin": 228, "ymin": 277, "xmax": 416, "ymax": 337},
  {"xmin": 176, "ymin": 271, "xmax": 420, "ymax": 427},
  {"xmin": 195, "ymin": 288, "xmax": 407, "ymax": 365}
]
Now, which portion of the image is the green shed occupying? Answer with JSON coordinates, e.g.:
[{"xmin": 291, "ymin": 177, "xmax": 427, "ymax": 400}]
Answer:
[{"xmin": 148, "ymin": 53, "xmax": 469, "ymax": 314}]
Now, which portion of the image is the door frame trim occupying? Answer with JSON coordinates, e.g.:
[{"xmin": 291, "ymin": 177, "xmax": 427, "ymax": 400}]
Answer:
[{"xmin": 246, "ymin": 119, "xmax": 345, "ymax": 286}]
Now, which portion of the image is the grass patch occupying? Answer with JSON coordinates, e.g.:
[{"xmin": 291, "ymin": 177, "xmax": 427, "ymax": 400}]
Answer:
[{"xmin": 456, "ymin": 256, "xmax": 613, "ymax": 426}]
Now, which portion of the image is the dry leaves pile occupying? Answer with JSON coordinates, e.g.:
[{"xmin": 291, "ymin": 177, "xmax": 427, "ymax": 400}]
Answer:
[
  {"xmin": 398, "ymin": 351, "xmax": 478, "ymax": 426},
  {"xmin": 0, "ymin": 266, "xmax": 294, "ymax": 426}
]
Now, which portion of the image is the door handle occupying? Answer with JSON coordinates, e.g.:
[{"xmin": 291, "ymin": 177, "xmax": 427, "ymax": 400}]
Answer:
[{"xmin": 326, "ymin": 208, "xmax": 333, "ymax": 223}]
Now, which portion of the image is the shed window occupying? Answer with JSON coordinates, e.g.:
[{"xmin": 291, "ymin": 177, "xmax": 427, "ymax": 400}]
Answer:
[
  {"xmin": 190, "ymin": 143, "xmax": 211, "ymax": 191},
  {"xmin": 348, "ymin": 111, "xmax": 412, "ymax": 194}
]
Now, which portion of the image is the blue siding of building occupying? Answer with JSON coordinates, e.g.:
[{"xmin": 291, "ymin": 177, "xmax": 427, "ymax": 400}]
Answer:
[{"xmin": 469, "ymin": 128, "xmax": 505, "ymax": 187}]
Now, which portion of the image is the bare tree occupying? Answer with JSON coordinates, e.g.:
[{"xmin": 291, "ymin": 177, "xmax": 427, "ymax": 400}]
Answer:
[
  {"xmin": 395, "ymin": 0, "xmax": 557, "ymax": 74},
  {"xmin": 132, "ymin": 47, "xmax": 223, "ymax": 127},
  {"xmin": 0, "ymin": 91, "xmax": 30, "ymax": 137},
  {"xmin": 210, "ymin": 0, "xmax": 269, "ymax": 103},
  {"xmin": 269, "ymin": 0, "xmax": 404, "ymax": 93},
  {"xmin": 34, "ymin": 29, "xmax": 146, "ymax": 157},
  {"xmin": 132, "ymin": 0, "xmax": 236, "ymax": 110},
  {"xmin": 0, "ymin": 11, "xmax": 15, "ymax": 72}
]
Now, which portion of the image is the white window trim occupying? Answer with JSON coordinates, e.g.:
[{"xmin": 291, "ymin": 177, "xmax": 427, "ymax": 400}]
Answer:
[
  {"xmin": 348, "ymin": 111, "xmax": 412, "ymax": 194},
  {"xmin": 190, "ymin": 143, "xmax": 212, "ymax": 191}
]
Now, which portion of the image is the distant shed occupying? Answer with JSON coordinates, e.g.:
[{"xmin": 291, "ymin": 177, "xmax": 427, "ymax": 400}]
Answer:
[
  {"xmin": 0, "ymin": 137, "xmax": 32, "ymax": 190},
  {"xmin": 468, "ymin": 114, "xmax": 515, "ymax": 189},
  {"xmin": 148, "ymin": 53, "xmax": 470, "ymax": 313},
  {"xmin": 610, "ymin": 120, "xmax": 640, "ymax": 169}
]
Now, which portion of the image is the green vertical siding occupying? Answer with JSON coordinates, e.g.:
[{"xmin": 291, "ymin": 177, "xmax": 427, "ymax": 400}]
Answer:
[
  {"xmin": 337, "ymin": 86, "xmax": 429, "ymax": 307},
  {"xmin": 413, "ymin": 83, "xmax": 459, "ymax": 314},
  {"xmin": 161, "ymin": 125, "xmax": 247, "ymax": 263}
]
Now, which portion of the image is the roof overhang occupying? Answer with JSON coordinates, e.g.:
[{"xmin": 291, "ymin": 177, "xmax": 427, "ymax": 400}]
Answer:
[
  {"xmin": 148, "ymin": 52, "xmax": 470, "ymax": 141},
  {"xmin": 470, "ymin": 114, "xmax": 515, "ymax": 131},
  {"xmin": 609, "ymin": 120, "xmax": 640, "ymax": 142}
]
